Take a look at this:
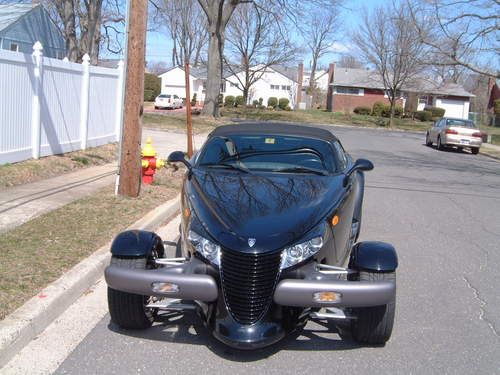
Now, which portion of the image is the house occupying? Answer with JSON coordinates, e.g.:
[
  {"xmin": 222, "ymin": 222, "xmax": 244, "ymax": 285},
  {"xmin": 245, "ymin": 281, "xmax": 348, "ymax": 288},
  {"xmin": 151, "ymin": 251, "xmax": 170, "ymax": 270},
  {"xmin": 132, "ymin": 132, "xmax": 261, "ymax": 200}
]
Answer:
[
  {"xmin": 487, "ymin": 77, "xmax": 499, "ymax": 112},
  {"xmin": 325, "ymin": 65, "xmax": 474, "ymax": 119},
  {"xmin": 158, "ymin": 66, "xmax": 209, "ymax": 104},
  {"xmin": 158, "ymin": 64, "xmax": 299, "ymax": 108},
  {"xmin": 0, "ymin": 3, "xmax": 65, "ymax": 59},
  {"xmin": 223, "ymin": 64, "xmax": 298, "ymax": 108}
]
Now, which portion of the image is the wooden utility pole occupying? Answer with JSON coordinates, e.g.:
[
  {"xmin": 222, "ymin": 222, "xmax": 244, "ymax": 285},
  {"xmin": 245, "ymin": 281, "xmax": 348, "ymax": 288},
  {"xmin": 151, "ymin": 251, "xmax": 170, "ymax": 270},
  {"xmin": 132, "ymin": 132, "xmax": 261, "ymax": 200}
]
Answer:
[
  {"xmin": 118, "ymin": 0, "xmax": 148, "ymax": 197},
  {"xmin": 326, "ymin": 63, "xmax": 335, "ymax": 112},
  {"xmin": 184, "ymin": 62, "xmax": 194, "ymax": 158},
  {"xmin": 296, "ymin": 62, "xmax": 304, "ymax": 109}
]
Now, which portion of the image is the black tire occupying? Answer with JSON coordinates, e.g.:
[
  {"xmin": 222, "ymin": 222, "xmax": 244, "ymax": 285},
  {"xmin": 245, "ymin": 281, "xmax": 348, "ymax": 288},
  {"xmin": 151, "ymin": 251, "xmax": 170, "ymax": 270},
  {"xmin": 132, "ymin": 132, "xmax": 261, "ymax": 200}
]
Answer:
[
  {"xmin": 351, "ymin": 271, "xmax": 396, "ymax": 345},
  {"xmin": 471, "ymin": 147, "xmax": 479, "ymax": 155},
  {"xmin": 425, "ymin": 132, "xmax": 432, "ymax": 146},
  {"xmin": 437, "ymin": 136, "xmax": 444, "ymax": 150}
]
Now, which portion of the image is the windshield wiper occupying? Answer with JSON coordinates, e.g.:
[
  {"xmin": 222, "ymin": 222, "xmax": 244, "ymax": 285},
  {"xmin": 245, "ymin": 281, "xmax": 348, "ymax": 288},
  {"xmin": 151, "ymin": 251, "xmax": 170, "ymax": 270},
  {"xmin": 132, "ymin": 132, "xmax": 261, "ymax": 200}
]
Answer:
[
  {"xmin": 199, "ymin": 163, "xmax": 250, "ymax": 173},
  {"xmin": 272, "ymin": 167, "xmax": 328, "ymax": 176}
]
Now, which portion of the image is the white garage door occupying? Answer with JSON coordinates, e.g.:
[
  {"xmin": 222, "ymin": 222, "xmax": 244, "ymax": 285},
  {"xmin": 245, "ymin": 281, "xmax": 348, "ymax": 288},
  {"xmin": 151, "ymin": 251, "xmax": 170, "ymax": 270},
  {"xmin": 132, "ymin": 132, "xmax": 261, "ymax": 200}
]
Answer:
[{"xmin": 438, "ymin": 99, "xmax": 465, "ymax": 119}]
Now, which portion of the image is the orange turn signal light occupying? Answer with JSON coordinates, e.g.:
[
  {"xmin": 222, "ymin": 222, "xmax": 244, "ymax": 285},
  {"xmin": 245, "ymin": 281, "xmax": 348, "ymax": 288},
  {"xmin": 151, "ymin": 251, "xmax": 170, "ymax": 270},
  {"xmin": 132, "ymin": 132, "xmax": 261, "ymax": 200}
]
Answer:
[
  {"xmin": 313, "ymin": 291, "xmax": 342, "ymax": 303},
  {"xmin": 152, "ymin": 282, "xmax": 179, "ymax": 294},
  {"xmin": 331, "ymin": 215, "xmax": 339, "ymax": 226},
  {"xmin": 183, "ymin": 207, "xmax": 190, "ymax": 218}
]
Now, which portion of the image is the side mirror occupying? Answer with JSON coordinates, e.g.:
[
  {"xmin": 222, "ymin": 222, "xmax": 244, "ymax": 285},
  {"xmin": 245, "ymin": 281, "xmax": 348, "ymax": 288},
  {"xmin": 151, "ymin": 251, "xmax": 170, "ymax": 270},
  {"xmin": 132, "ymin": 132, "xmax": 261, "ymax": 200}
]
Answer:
[
  {"xmin": 168, "ymin": 151, "xmax": 192, "ymax": 171},
  {"xmin": 344, "ymin": 158, "xmax": 374, "ymax": 186}
]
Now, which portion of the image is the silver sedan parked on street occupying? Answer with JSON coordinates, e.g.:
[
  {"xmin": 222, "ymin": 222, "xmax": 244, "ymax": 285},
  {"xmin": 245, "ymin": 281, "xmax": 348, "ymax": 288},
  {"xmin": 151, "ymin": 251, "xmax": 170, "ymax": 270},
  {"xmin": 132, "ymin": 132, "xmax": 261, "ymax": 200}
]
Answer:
[{"xmin": 426, "ymin": 117, "xmax": 483, "ymax": 154}]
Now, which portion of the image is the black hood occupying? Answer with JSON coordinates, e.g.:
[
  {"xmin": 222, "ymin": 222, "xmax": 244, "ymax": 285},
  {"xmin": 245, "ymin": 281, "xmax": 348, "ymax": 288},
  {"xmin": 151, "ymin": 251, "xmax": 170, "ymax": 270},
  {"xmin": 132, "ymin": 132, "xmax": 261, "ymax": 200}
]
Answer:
[{"xmin": 186, "ymin": 169, "xmax": 345, "ymax": 252}]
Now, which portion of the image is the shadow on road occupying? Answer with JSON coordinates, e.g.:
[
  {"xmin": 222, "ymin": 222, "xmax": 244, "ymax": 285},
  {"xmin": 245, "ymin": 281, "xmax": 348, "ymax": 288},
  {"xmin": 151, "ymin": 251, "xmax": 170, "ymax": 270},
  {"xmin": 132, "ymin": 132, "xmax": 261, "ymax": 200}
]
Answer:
[{"xmin": 107, "ymin": 311, "xmax": 365, "ymax": 361}]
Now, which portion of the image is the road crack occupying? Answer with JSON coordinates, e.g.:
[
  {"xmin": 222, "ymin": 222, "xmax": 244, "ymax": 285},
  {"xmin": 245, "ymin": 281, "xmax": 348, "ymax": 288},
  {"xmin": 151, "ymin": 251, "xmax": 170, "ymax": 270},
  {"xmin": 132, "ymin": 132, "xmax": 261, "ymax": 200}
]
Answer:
[{"xmin": 462, "ymin": 276, "xmax": 499, "ymax": 338}]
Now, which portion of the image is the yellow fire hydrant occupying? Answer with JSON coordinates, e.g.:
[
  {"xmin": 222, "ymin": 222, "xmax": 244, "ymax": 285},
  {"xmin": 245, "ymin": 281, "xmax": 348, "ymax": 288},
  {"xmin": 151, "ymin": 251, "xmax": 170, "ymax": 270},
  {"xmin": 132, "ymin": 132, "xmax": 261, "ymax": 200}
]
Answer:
[{"xmin": 141, "ymin": 137, "xmax": 165, "ymax": 184}]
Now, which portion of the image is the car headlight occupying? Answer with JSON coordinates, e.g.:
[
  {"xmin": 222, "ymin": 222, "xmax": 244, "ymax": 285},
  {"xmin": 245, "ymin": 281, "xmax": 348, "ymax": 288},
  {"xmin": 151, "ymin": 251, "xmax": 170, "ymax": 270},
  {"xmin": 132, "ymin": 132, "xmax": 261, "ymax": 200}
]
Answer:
[
  {"xmin": 280, "ymin": 236, "xmax": 323, "ymax": 270},
  {"xmin": 188, "ymin": 230, "xmax": 220, "ymax": 266}
]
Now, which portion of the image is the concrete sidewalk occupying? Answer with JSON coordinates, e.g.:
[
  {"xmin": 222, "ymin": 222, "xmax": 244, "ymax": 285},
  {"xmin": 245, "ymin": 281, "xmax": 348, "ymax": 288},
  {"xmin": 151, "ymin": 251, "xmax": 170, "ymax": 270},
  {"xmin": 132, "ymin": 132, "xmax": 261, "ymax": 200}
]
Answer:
[{"xmin": 0, "ymin": 129, "xmax": 207, "ymax": 233}]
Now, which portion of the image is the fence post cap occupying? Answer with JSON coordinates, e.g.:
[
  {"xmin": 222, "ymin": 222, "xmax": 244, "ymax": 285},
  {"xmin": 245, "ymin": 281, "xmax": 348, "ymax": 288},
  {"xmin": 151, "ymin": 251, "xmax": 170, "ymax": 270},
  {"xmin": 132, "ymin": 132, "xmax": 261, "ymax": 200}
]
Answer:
[
  {"xmin": 32, "ymin": 41, "xmax": 43, "ymax": 55},
  {"xmin": 62, "ymin": 57, "xmax": 69, "ymax": 62},
  {"xmin": 117, "ymin": 60, "xmax": 124, "ymax": 68},
  {"xmin": 82, "ymin": 54, "xmax": 90, "ymax": 64}
]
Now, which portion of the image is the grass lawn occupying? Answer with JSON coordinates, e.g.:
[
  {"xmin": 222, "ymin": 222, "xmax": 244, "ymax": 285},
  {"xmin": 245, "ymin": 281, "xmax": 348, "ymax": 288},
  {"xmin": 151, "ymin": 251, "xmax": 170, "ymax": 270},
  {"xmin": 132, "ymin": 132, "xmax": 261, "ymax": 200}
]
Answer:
[
  {"xmin": 0, "ymin": 143, "xmax": 118, "ymax": 188},
  {"xmin": 0, "ymin": 166, "xmax": 184, "ymax": 320},
  {"xmin": 142, "ymin": 107, "xmax": 433, "ymax": 134}
]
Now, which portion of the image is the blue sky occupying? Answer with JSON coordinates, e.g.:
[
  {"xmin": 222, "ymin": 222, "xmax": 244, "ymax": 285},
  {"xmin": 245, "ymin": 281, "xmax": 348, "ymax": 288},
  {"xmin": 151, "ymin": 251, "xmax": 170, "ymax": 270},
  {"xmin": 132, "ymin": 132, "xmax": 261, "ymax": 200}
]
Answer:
[{"xmin": 143, "ymin": 0, "xmax": 387, "ymax": 67}]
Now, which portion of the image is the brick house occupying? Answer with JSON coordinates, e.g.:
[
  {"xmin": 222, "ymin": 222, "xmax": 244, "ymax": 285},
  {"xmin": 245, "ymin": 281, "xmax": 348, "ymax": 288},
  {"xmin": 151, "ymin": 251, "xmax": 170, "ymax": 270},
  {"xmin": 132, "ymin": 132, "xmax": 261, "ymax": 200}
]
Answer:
[{"xmin": 325, "ymin": 64, "xmax": 474, "ymax": 119}]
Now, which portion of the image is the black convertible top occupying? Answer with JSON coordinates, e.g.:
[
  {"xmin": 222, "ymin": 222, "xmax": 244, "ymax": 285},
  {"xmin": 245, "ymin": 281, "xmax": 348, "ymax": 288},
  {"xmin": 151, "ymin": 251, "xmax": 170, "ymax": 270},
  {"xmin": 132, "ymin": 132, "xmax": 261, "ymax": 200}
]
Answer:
[{"xmin": 209, "ymin": 123, "xmax": 339, "ymax": 143}]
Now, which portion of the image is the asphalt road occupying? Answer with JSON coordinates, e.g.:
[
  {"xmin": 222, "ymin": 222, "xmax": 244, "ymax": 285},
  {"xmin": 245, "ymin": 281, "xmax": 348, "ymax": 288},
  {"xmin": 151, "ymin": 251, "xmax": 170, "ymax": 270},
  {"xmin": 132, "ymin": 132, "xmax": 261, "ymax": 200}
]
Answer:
[{"xmin": 52, "ymin": 125, "xmax": 500, "ymax": 374}]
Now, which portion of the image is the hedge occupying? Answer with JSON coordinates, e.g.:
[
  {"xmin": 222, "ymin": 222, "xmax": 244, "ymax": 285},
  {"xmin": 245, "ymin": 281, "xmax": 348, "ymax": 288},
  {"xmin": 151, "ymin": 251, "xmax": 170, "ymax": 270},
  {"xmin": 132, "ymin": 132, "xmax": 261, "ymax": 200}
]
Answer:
[
  {"xmin": 144, "ymin": 73, "xmax": 161, "ymax": 101},
  {"xmin": 278, "ymin": 97, "xmax": 290, "ymax": 110},
  {"xmin": 353, "ymin": 106, "xmax": 371, "ymax": 115},
  {"xmin": 235, "ymin": 95, "xmax": 245, "ymax": 107},
  {"xmin": 267, "ymin": 97, "xmax": 278, "ymax": 108},
  {"xmin": 493, "ymin": 99, "xmax": 500, "ymax": 115},
  {"xmin": 415, "ymin": 110, "xmax": 433, "ymax": 122},
  {"xmin": 425, "ymin": 106, "xmax": 446, "ymax": 118},
  {"xmin": 224, "ymin": 95, "xmax": 235, "ymax": 107},
  {"xmin": 371, "ymin": 102, "xmax": 385, "ymax": 116}
]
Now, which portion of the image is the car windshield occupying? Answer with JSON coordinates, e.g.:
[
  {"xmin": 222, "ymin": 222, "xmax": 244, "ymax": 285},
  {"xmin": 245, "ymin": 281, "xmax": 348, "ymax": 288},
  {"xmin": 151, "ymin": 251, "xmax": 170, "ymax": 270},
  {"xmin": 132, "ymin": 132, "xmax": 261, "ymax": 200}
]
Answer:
[
  {"xmin": 445, "ymin": 119, "xmax": 476, "ymax": 128},
  {"xmin": 197, "ymin": 134, "xmax": 338, "ymax": 174}
]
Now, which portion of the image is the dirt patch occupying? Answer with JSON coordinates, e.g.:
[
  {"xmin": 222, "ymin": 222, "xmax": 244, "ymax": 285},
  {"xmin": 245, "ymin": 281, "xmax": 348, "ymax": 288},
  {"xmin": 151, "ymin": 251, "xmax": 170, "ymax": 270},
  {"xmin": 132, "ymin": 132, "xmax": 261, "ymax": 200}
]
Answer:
[
  {"xmin": 0, "ymin": 143, "xmax": 118, "ymax": 188},
  {"xmin": 0, "ymin": 166, "xmax": 184, "ymax": 320}
]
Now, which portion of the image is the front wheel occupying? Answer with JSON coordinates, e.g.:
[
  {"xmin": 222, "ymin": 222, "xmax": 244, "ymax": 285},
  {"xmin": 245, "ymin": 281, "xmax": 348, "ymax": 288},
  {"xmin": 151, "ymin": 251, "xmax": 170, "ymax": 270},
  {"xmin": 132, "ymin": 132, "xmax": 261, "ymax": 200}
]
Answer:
[
  {"xmin": 425, "ymin": 132, "xmax": 432, "ymax": 146},
  {"xmin": 437, "ymin": 136, "xmax": 444, "ymax": 150},
  {"xmin": 351, "ymin": 271, "xmax": 396, "ymax": 345},
  {"xmin": 471, "ymin": 147, "xmax": 479, "ymax": 155}
]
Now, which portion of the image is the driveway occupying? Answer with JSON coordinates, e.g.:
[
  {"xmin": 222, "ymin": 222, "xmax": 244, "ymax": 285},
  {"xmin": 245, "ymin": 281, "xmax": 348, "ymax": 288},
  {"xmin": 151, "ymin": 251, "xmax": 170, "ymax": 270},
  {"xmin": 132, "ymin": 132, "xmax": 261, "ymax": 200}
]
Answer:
[{"xmin": 8, "ymin": 125, "xmax": 500, "ymax": 374}]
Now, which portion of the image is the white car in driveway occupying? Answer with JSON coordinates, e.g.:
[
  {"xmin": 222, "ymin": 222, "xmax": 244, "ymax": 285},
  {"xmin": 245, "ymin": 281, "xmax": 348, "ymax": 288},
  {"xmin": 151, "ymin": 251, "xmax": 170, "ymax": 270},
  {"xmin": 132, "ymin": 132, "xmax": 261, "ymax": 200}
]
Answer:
[
  {"xmin": 426, "ymin": 117, "xmax": 483, "ymax": 154},
  {"xmin": 154, "ymin": 94, "xmax": 183, "ymax": 110}
]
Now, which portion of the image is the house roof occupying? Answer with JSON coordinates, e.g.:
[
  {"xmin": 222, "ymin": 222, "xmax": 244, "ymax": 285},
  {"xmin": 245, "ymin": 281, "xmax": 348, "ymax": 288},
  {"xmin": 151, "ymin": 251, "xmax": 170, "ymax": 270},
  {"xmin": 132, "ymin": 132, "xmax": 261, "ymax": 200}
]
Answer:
[
  {"xmin": 158, "ymin": 66, "xmax": 208, "ymax": 79},
  {"xmin": 271, "ymin": 65, "xmax": 298, "ymax": 82},
  {"xmin": 0, "ymin": 3, "xmax": 34, "ymax": 33},
  {"xmin": 331, "ymin": 67, "xmax": 474, "ymax": 97}
]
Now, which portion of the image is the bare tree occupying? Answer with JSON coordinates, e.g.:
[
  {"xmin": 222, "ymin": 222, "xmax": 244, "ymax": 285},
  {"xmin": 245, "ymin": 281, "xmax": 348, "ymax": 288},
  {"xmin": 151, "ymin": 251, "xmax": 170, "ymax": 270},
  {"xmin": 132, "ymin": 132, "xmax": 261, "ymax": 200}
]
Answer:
[
  {"xmin": 301, "ymin": 8, "xmax": 340, "ymax": 91},
  {"xmin": 224, "ymin": 2, "xmax": 297, "ymax": 104},
  {"xmin": 153, "ymin": 0, "xmax": 208, "ymax": 67},
  {"xmin": 353, "ymin": 3, "xmax": 425, "ymax": 127},
  {"xmin": 409, "ymin": 0, "xmax": 499, "ymax": 79},
  {"xmin": 338, "ymin": 54, "xmax": 364, "ymax": 69}
]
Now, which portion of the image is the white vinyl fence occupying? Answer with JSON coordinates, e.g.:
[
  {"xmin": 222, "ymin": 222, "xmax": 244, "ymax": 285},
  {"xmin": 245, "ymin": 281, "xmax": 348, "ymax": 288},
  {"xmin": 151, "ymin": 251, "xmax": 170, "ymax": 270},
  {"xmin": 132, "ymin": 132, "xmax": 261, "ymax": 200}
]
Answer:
[{"xmin": 0, "ymin": 42, "xmax": 124, "ymax": 164}]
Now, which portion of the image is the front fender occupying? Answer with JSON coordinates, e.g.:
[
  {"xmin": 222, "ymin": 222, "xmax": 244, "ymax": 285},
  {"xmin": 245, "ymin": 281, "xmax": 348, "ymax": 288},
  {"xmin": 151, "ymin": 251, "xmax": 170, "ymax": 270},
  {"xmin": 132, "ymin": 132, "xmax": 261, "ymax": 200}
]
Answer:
[
  {"xmin": 349, "ymin": 241, "xmax": 398, "ymax": 272},
  {"xmin": 110, "ymin": 230, "xmax": 164, "ymax": 258}
]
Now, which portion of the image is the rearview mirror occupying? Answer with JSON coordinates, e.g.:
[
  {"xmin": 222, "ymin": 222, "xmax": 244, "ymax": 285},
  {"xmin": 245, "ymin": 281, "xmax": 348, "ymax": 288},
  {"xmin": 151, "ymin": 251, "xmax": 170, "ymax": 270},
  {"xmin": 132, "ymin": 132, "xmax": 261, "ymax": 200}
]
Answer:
[
  {"xmin": 168, "ymin": 151, "xmax": 192, "ymax": 171},
  {"xmin": 344, "ymin": 158, "xmax": 374, "ymax": 186}
]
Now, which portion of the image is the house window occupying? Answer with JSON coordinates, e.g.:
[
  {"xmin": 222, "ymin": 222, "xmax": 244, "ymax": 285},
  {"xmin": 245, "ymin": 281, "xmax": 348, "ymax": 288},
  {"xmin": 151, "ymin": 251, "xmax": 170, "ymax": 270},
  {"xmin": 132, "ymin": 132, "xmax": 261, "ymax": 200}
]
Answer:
[
  {"xmin": 10, "ymin": 43, "xmax": 19, "ymax": 52},
  {"xmin": 270, "ymin": 84, "xmax": 280, "ymax": 90},
  {"xmin": 281, "ymin": 85, "xmax": 291, "ymax": 91},
  {"xmin": 418, "ymin": 96, "xmax": 428, "ymax": 104},
  {"xmin": 335, "ymin": 86, "xmax": 363, "ymax": 96},
  {"xmin": 230, "ymin": 82, "xmax": 238, "ymax": 87}
]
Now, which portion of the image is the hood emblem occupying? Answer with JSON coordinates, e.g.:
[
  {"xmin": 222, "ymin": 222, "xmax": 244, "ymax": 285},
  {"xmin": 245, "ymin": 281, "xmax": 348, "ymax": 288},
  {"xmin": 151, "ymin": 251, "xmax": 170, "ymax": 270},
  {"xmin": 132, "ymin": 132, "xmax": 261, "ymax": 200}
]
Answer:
[{"xmin": 248, "ymin": 238, "xmax": 256, "ymax": 248}]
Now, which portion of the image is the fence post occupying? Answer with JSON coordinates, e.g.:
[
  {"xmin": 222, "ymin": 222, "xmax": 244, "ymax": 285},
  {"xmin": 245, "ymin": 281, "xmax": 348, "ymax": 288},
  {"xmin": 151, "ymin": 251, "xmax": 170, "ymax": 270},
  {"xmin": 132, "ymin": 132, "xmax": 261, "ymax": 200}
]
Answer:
[
  {"xmin": 31, "ymin": 41, "xmax": 43, "ymax": 159},
  {"xmin": 114, "ymin": 60, "xmax": 125, "ymax": 142},
  {"xmin": 79, "ymin": 54, "xmax": 90, "ymax": 150}
]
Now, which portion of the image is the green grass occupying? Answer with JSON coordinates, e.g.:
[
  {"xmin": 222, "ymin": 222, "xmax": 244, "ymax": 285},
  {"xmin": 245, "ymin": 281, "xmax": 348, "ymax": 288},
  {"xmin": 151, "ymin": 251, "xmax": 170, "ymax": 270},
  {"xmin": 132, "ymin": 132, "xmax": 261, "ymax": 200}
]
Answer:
[
  {"xmin": 0, "ymin": 166, "xmax": 183, "ymax": 320},
  {"xmin": 0, "ymin": 143, "xmax": 118, "ymax": 188}
]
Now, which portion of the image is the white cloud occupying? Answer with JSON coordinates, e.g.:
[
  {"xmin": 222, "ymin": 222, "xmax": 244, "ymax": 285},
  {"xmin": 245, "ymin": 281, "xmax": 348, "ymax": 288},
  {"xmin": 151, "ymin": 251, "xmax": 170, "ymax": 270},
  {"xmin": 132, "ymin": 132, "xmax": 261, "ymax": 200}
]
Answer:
[{"xmin": 329, "ymin": 41, "xmax": 352, "ymax": 54}]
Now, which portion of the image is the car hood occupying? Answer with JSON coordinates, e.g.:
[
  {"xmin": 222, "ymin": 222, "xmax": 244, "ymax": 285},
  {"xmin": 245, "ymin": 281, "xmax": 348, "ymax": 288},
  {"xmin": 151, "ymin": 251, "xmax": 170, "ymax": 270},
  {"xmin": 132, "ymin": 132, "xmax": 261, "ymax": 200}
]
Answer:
[{"xmin": 186, "ymin": 169, "xmax": 345, "ymax": 252}]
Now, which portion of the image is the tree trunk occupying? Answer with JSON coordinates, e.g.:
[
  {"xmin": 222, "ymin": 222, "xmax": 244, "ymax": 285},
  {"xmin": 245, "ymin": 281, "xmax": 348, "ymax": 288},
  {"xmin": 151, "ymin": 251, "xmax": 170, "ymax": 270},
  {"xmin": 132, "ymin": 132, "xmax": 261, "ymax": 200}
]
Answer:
[
  {"xmin": 389, "ymin": 99, "xmax": 396, "ymax": 128},
  {"xmin": 201, "ymin": 25, "xmax": 224, "ymax": 117},
  {"xmin": 59, "ymin": 0, "xmax": 78, "ymax": 61}
]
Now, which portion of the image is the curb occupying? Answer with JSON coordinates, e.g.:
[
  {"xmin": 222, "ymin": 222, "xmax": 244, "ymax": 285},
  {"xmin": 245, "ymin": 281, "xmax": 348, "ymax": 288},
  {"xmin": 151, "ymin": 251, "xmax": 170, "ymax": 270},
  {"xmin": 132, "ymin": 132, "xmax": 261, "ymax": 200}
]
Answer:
[{"xmin": 0, "ymin": 196, "xmax": 180, "ymax": 368}]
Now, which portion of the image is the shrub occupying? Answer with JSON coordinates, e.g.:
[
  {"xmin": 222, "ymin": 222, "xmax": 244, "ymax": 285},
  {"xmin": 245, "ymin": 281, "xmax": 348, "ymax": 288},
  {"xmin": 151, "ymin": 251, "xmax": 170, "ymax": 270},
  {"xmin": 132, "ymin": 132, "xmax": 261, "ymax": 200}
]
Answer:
[
  {"xmin": 144, "ymin": 73, "xmax": 161, "ymax": 101},
  {"xmin": 144, "ymin": 89, "xmax": 154, "ymax": 102},
  {"xmin": 224, "ymin": 95, "xmax": 235, "ymax": 107},
  {"xmin": 278, "ymin": 97, "xmax": 290, "ymax": 110},
  {"xmin": 371, "ymin": 101, "xmax": 385, "ymax": 116},
  {"xmin": 258, "ymin": 97, "xmax": 263, "ymax": 106},
  {"xmin": 267, "ymin": 106, "xmax": 275, "ymax": 110},
  {"xmin": 191, "ymin": 93, "xmax": 197, "ymax": 107},
  {"xmin": 353, "ymin": 106, "xmax": 371, "ymax": 115},
  {"xmin": 494, "ymin": 99, "xmax": 500, "ymax": 115},
  {"xmin": 267, "ymin": 97, "xmax": 278, "ymax": 108},
  {"xmin": 425, "ymin": 106, "xmax": 446, "ymax": 118},
  {"xmin": 284, "ymin": 106, "xmax": 292, "ymax": 111},
  {"xmin": 218, "ymin": 94, "xmax": 224, "ymax": 106},
  {"xmin": 381, "ymin": 105, "xmax": 404, "ymax": 118},
  {"xmin": 252, "ymin": 99, "xmax": 259, "ymax": 107},
  {"xmin": 235, "ymin": 95, "xmax": 245, "ymax": 107},
  {"xmin": 415, "ymin": 110, "xmax": 433, "ymax": 122}
]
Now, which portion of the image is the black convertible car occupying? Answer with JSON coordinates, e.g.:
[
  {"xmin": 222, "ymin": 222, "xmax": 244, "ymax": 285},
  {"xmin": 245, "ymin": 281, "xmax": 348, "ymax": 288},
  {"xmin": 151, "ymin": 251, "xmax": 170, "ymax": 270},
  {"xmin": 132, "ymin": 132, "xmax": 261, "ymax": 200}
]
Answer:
[{"xmin": 105, "ymin": 123, "xmax": 398, "ymax": 349}]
